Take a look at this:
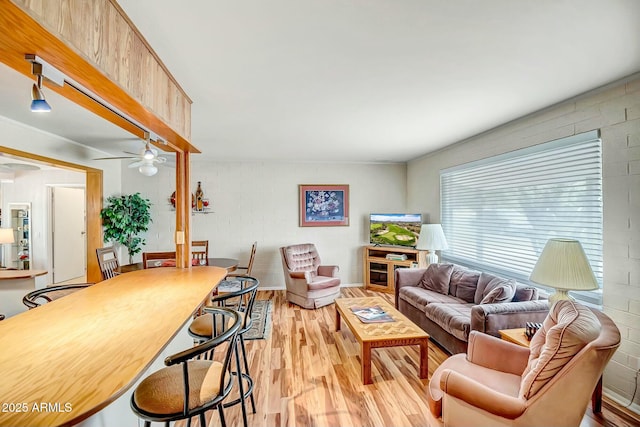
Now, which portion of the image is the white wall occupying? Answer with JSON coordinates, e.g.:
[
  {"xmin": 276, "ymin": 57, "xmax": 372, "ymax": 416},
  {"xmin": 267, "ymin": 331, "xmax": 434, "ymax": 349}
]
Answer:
[
  {"xmin": 120, "ymin": 160, "xmax": 408, "ymax": 287},
  {"xmin": 407, "ymin": 73, "xmax": 640, "ymax": 409}
]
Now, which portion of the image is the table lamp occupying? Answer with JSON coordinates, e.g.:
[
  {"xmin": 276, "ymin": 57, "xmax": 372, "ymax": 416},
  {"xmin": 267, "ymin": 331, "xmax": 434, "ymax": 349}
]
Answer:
[
  {"xmin": 529, "ymin": 238, "xmax": 598, "ymax": 305},
  {"xmin": 0, "ymin": 228, "xmax": 15, "ymax": 268},
  {"xmin": 416, "ymin": 224, "xmax": 449, "ymax": 265}
]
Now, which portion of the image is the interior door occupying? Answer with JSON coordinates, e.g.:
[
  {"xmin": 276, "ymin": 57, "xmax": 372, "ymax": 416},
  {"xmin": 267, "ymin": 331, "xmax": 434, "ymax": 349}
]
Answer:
[{"xmin": 53, "ymin": 187, "xmax": 86, "ymax": 283}]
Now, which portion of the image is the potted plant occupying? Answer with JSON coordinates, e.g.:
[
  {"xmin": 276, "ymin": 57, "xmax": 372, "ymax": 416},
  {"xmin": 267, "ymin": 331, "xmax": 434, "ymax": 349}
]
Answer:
[{"xmin": 100, "ymin": 193, "xmax": 152, "ymax": 264}]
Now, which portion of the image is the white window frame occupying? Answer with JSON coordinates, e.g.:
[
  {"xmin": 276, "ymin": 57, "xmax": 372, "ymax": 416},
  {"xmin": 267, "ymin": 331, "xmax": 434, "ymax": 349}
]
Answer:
[{"xmin": 440, "ymin": 130, "xmax": 603, "ymax": 305}]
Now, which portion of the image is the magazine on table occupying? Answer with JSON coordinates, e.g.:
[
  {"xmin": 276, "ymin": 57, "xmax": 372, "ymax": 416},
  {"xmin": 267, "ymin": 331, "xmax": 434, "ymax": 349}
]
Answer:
[{"xmin": 350, "ymin": 305, "xmax": 395, "ymax": 323}]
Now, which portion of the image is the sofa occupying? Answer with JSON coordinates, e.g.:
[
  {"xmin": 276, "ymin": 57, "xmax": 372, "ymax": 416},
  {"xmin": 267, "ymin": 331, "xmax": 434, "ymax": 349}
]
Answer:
[{"xmin": 395, "ymin": 263, "xmax": 549, "ymax": 354}]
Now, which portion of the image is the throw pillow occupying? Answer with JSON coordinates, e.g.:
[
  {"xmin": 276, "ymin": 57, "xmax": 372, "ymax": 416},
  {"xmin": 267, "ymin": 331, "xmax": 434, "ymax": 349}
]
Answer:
[
  {"xmin": 476, "ymin": 275, "xmax": 516, "ymax": 304},
  {"xmin": 418, "ymin": 263, "xmax": 454, "ymax": 294},
  {"xmin": 513, "ymin": 286, "xmax": 539, "ymax": 302},
  {"xmin": 480, "ymin": 282, "xmax": 516, "ymax": 304},
  {"xmin": 450, "ymin": 267, "xmax": 481, "ymax": 302}
]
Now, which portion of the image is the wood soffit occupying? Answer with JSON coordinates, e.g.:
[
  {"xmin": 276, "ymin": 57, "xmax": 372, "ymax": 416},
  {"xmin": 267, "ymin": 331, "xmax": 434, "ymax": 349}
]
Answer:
[{"xmin": 0, "ymin": 0, "xmax": 199, "ymax": 154}]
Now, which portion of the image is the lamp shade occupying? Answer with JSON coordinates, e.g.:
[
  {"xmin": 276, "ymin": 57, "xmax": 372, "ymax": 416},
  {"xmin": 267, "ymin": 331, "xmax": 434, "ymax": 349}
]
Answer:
[
  {"xmin": 530, "ymin": 239, "xmax": 598, "ymax": 303},
  {"xmin": 416, "ymin": 224, "xmax": 449, "ymax": 251},
  {"xmin": 0, "ymin": 228, "xmax": 15, "ymax": 244}
]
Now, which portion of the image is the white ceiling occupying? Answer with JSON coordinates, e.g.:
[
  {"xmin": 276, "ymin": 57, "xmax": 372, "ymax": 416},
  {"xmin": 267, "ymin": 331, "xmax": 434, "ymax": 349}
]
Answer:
[{"xmin": 2, "ymin": 0, "xmax": 640, "ymax": 164}]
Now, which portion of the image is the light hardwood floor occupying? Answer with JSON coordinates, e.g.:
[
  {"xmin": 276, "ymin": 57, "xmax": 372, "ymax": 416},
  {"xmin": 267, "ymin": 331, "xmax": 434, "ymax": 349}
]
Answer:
[{"xmin": 180, "ymin": 287, "xmax": 639, "ymax": 427}]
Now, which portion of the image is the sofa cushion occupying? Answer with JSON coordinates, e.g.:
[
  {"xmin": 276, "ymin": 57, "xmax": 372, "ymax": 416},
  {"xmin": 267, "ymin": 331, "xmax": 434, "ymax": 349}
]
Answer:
[
  {"xmin": 475, "ymin": 273, "xmax": 516, "ymax": 305},
  {"xmin": 424, "ymin": 303, "xmax": 473, "ymax": 342},
  {"xmin": 418, "ymin": 263, "xmax": 454, "ymax": 294},
  {"xmin": 513, "ymin": 285, "xmax": 539, "ymax": 302},
  {"xmin": 450, "ymin": 266, "xmax": 481, "ymax": 302},
  {"xmin": 399, "ymin": 287, "xmax": 466, "ymax": 312},
  {"xmin": 519, "ymin": 300, "xmax": 600, "ymax": 399}
]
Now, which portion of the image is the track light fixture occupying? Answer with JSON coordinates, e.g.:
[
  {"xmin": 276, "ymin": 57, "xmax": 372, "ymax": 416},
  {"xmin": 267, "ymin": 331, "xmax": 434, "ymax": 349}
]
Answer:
[
  {"xmin": 25, "ymin": 54, "xmax": 168, "ymax": 176},
  {"xmin": 30, "ymin": 69, "xmax": 50, "ymax": 112},
  {"xmin": 26, "ymin": 55, "xmax": 64, "ymax": 113},
  {"xmin": 142, "ymin": 132, "xmax": 155, "ymax": 160}
]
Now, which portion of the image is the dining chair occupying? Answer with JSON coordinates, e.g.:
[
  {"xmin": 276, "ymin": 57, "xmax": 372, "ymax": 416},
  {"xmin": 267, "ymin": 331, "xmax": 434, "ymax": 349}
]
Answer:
[
  {"xmin": 96, "ymin": 247, "xmax": 120, "ymax": 280},
  {"xmin": 189, "ymin": 276, "xmax": 259, "ymax": 427},
  {"xmin": 22, "ymin": 283, "xmax": 93, "ymax": 309},
  {"xmin": 192, "ymin": 240, "xmax": 209, "ymax": 266},
  {"xmin": 226, "ymin": 241, "xmax": 257, "ymax": 278},
  {"xmin": 218, "ymin": 241, "xmax": 257, "ymax": 292},
  {"xmin": 131, "ymin": 307, "xmax": 241, "ymax": 427},
  {"xmin": 142, "ymin": 251, "xmax": 177, "ymax": 269}
]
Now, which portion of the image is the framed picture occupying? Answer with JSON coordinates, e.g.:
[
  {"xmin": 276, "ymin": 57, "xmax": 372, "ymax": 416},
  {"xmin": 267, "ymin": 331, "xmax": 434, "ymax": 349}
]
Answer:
[{"xmin": 299, "ymin": 184, "xmax": 349, "ymax": 227}]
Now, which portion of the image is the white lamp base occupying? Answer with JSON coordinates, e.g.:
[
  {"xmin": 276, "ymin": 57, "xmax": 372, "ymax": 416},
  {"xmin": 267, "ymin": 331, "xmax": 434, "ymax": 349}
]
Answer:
[
  {"xmin": 425, "ymin": 251, "xmax": 439, "ymax": 265},
  {"xmin": 548, "ymin": 289, "xmax": 574, "ymax": 306}
]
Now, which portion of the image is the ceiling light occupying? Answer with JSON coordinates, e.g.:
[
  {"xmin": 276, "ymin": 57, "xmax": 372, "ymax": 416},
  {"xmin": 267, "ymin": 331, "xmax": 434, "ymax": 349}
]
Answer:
[
  {"xmin": 30, "ymin": 74, "xmax": 51, "ymax": 113},
  {"xmin": 138, "ymin": 161, "xmax": 158, "ymax": 176},
  {"xmin": 143, "ymin": 142, "xmax": 155, "ymax": 160},
  {"xmin": 26, "ymin": 56, "xmax": 64, "ymax": 113}
]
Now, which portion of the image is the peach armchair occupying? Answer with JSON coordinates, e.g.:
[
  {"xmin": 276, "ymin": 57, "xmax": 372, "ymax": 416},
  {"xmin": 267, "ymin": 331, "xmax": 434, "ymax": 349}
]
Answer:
[
  {"xmin": 279, "ymin": 243, "xmax": 341, "ymax": 309},
  {"xmin": 426, "ymin": 300, "xmax": 620, "ymax": 427}
]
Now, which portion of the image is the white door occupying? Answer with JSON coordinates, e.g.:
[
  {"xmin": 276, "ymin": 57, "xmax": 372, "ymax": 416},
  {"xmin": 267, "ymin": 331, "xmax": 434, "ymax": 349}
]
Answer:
[{"xmin": 52, "ymin": 187, "xmax": 86, "ymax": 283}]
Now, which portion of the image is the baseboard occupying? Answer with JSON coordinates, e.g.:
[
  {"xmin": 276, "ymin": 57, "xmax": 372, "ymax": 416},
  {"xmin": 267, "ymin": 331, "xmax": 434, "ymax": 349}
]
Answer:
[{"xmin": 604, "ymin": 390, "xmax": 640, "ymax": 422}]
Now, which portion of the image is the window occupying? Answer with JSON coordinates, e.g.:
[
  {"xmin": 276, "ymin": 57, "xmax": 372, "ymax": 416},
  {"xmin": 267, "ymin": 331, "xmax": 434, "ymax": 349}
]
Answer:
[{"xmin": 440, "ymin": 130, "xmax": 602, "ymax": 304}]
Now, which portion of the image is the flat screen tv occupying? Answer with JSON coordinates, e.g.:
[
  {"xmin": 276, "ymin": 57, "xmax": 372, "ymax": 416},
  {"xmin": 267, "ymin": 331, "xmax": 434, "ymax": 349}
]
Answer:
[{"xmin": 369, "ymin": 213, "xmax": 423, "ymax": 247}]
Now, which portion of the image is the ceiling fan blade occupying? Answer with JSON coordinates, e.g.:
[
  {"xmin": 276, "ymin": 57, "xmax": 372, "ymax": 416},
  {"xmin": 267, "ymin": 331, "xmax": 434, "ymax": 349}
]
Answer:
[
  {"xmin": 128, "ymin": 160, "xmax": 144, "ymax": 168},
  {"xmin": 154, "ymin": 156, "xmax": 167, "ymax": 164},
  {"xmin": 123, "ymin": 151, "xmax": 140, "ymax": 156},
  {"xmin": 93, "ymin": 156, "xmax": 138, "ymax": 160}
]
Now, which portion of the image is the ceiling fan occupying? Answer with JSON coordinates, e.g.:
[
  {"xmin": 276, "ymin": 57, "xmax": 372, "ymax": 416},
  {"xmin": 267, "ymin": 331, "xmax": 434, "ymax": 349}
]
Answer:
[{"xmin": 94, "ymin": 135, "xmax": 169, "ymax": 176}]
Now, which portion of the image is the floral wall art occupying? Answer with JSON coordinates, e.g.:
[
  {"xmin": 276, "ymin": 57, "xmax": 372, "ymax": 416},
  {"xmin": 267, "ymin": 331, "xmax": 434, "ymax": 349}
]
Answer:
[{"xmin": 299, "ymin": 184, "xmax": 349, "ymax": 226}]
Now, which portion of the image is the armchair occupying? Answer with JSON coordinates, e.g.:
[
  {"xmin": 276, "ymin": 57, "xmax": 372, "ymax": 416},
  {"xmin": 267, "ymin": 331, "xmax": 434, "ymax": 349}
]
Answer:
[
  {"xmin": 426, "ymin": 300, "xmax": 620, "ymax": 427},
  {"xmin": 279, "ymin": 243, "xmax": 341, "ymax": 309}
]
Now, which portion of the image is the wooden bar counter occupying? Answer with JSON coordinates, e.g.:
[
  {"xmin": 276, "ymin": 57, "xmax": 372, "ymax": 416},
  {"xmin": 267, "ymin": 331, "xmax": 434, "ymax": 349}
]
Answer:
[{"xmin": 0, "ymin": 266, "xmax": 226, "ymax": 427}]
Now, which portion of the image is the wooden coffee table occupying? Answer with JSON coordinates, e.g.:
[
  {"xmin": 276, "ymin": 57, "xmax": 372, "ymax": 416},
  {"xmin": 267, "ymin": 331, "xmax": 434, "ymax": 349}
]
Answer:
[{"xmin": 335, "ymin": 296, "xmax": 429, "ymax": 385}]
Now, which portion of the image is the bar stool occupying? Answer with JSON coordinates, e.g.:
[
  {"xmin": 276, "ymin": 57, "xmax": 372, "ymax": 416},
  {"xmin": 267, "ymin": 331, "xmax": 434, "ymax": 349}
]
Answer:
[
  {"xmin": 188, "ymin": 276, "xmax": 259, "ymax": 427},
  {"xmin": 131, "ymin": 307, "xmax": 241, "ymax": 427}
]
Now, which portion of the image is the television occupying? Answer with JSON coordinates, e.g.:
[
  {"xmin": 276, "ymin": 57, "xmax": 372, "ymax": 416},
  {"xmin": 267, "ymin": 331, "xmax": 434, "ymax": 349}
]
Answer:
[{"xmin": 369, "ymin": 213, "xmax": 423, "ymax": 247}]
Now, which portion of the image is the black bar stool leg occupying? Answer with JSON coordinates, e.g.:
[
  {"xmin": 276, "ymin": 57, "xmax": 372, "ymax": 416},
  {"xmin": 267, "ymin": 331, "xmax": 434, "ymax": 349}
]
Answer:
[{"xmin": 239, "ymin": 334, "xmax": 256, "ymax": 413}]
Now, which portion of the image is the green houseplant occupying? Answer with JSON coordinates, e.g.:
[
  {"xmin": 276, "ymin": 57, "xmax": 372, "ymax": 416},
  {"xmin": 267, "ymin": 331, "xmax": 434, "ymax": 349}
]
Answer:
[{"xmin": 100, "ymin": 193, "xmax": 152, "ymax": 264}]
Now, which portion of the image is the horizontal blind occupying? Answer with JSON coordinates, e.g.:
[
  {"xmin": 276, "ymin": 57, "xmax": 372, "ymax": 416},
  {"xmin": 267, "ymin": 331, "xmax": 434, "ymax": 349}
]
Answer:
[{"xmin": 440, "ymin": 131, "xmax": 602, "ymax": 302}]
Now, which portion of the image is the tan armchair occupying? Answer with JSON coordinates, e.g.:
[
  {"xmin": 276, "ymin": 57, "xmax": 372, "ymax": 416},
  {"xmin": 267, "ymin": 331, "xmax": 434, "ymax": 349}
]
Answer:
[
  {"xmin": 426, "ymin": 300, "xmax": 620, "ymax": 427},
  {"xmin": 279, "ymin": 243, "xmax": 341, "ymax": 309}
]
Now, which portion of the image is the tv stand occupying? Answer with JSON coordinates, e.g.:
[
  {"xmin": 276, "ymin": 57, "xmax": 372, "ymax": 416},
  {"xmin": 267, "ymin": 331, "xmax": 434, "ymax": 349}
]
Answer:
[{"xmin": 363, "ymin": 246, "xmax": 427, "ymax": 293}]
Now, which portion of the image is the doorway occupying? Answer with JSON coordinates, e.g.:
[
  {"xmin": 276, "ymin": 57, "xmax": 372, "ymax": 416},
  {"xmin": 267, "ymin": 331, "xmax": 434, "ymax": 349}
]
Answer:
[{"xmin": 51, "ymin": 186, "xmax": 86, "ymax": 284}]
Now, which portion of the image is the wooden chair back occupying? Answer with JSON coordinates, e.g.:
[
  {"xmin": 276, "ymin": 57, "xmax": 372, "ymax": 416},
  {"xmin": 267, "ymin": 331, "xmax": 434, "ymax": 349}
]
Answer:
[
  {"xmin": 225, "ymin": 241, "xmax": 257, "ymax": 278},
  {"xmin": 245, "ymin": 241, "xmax": 258, "ymax": 275},
  {"xmin": 142, "ymin": 251, "xmax": 177, "ymax": 269},
  {"xmin": 192, "ymin": 240, "xmax": 209, "ymax": 266},
  {"xmin": 96, "ymin": 247, "xmax": 120, "ymax": 280}
]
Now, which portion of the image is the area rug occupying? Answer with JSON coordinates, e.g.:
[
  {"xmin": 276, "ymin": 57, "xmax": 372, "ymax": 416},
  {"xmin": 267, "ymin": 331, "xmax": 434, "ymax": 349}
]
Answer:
[{"xmin": 244, "ymin": 299, "xmax": 273, "ymax": 340}]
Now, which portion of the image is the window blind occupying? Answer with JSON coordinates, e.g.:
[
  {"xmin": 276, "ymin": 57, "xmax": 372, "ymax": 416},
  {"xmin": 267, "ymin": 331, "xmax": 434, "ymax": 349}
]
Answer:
[{"xmin": 440, "ymin": 130, "xmax": 602, "ymax": 304}]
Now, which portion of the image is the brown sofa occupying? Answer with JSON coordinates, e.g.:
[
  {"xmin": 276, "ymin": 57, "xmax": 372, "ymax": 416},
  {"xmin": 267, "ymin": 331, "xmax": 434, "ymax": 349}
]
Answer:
[{"xmin": 395, "ymin": 263, "xmax": 549, "ymax": 354}]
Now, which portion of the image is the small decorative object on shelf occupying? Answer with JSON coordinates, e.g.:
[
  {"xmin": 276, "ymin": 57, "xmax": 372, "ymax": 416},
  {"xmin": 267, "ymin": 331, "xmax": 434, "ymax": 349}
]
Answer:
[
  {"xmin": 168, "ymin": 185, "xmax": 211, "ymax": 213},
  {"xmin": 195, "ymin": 181, "xmax": 204, "ymax": 211}
]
